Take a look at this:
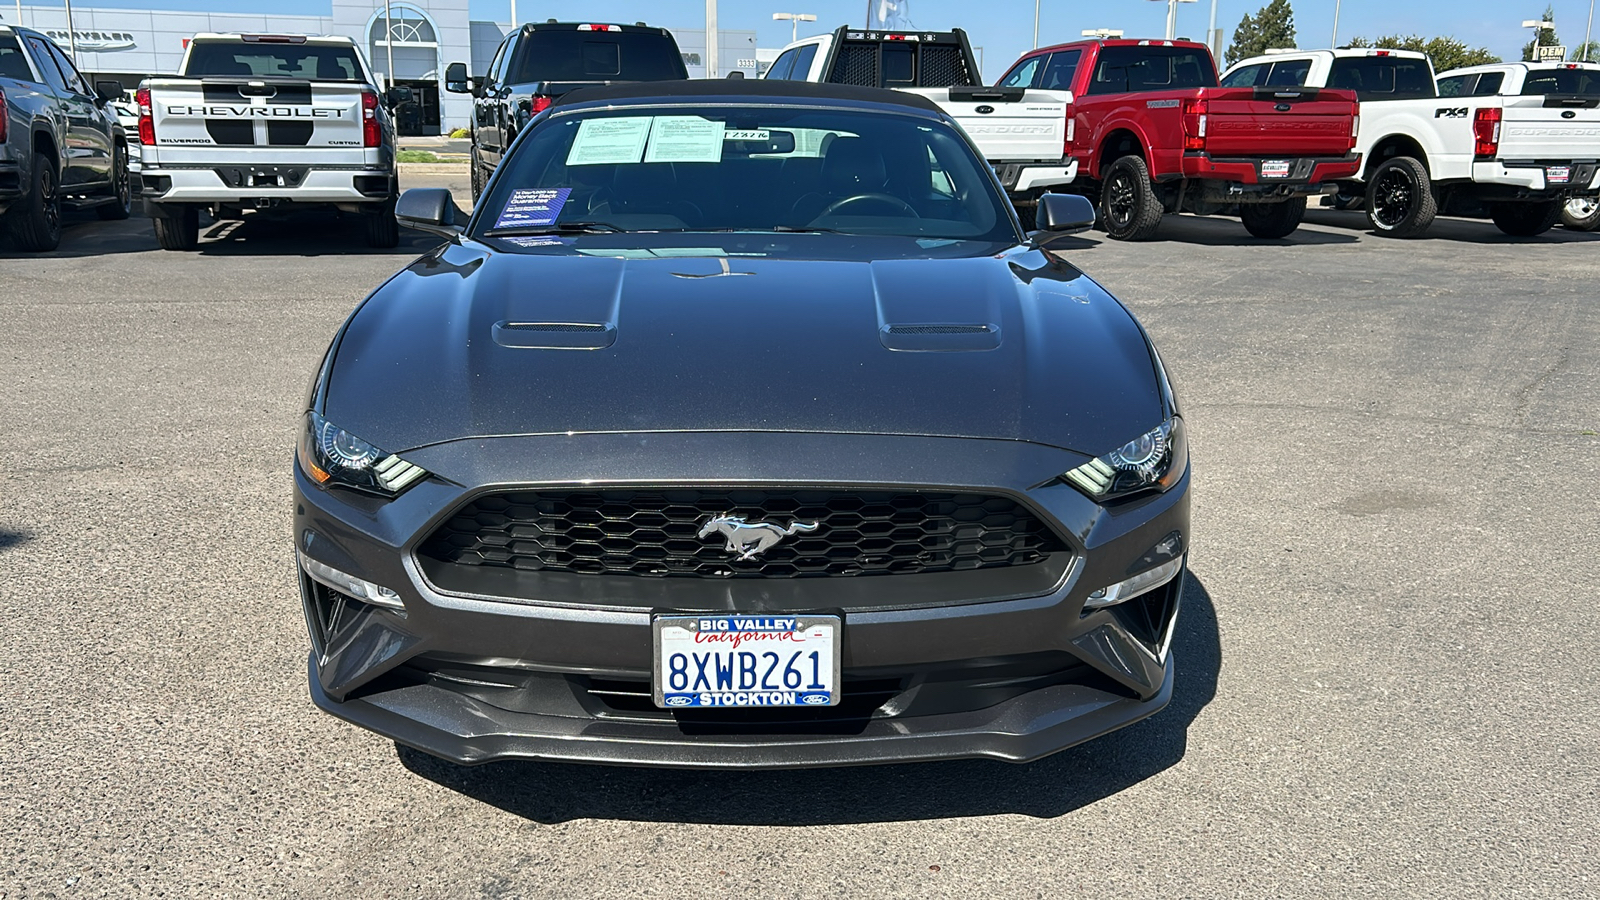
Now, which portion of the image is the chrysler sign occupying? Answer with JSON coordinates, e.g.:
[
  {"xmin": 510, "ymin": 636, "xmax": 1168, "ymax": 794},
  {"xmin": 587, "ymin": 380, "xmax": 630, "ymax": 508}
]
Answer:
[{"xmin": 44, "ymin": 30, "xmax": 138, "ymax": 52}]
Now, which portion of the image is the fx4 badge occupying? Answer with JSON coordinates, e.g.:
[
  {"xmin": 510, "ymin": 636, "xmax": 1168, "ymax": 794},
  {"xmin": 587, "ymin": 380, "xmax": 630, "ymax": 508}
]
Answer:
[
  {"xmin": 698, "ymin": 515, "xmax": 819, "ymax": 561},
  {"xmin": 1435, "ymin": 107, "xmax": 1469, "ymax": 118}
]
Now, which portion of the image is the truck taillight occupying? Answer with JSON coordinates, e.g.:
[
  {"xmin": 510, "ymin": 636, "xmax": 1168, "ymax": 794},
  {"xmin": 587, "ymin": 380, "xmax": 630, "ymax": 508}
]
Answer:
[
  {"xmin": 362, "ymin": 90, "xmax": 380, "ymax": 148},
  {"xmin": 1473, "ymin": 107, "xmax": 1501, "ymax": 160},
  {"xmin": 136, "ymin": 87, "xmax": 155, "ymax": 145},
  {"xmin": 0, "ymin": 89, "xmax": 8, "ymax": 144},
  {"xmin": 1063, "ymin": 105, "xmax": 1075, "ymax": 154},
  {"xmin": 531, "ymin": 95, "xmax": 552, "ymax": 115},
  {"xmin": 1181, "ymin": 97, "xmax": 1207, "ymax": 151}
]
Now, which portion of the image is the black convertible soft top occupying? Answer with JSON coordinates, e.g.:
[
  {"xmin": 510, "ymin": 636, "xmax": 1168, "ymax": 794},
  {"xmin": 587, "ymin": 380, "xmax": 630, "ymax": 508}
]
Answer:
[{"xmin": 553, "ymin": 78, "xmax": 944, "ymax": 113}]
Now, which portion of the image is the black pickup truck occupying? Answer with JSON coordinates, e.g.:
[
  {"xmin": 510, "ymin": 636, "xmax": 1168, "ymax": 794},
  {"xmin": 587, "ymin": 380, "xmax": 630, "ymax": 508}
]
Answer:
[
  {"xmin": 444, "ymin": 21, "xmax": 687, "ymax": 201},
  {"xmin": 0, "ymin": 24, "xmax": 130, "ymax": 251}
]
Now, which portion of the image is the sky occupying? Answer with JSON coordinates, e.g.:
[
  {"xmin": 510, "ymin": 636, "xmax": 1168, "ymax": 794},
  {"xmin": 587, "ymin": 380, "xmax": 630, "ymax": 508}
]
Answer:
[{"xmin": 10, "ymin": 0, "xmax": 1595, "ymax": 79}]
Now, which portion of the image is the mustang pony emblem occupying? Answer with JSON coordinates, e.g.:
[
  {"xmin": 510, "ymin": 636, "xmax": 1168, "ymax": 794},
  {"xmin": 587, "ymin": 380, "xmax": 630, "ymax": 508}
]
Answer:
[{"xmin": 697, "ymin": 515, "xmax": 819, "ymax": 561}]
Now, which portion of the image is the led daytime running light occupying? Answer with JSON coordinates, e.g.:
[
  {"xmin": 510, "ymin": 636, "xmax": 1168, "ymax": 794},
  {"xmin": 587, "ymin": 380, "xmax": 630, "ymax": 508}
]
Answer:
[{"xmin": 299, "ymin": 552, "xmax": 404, "ymax": 610}]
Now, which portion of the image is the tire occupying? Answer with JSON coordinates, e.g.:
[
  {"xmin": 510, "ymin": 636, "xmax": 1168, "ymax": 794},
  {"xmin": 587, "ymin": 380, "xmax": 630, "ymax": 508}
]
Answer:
[
  {"xmin": 1365, "ymin": 156, "xmax": 1436, "ymax": 238},
  {"xmin": 1559, "ymin": 197, "xmax": 1600, "ymax": 231},
  {"xmin": 470, "ymin": 156, "xmax": 484, "ymax": 205},
  {"xmin": 1240, "ymin": 197, "xmax": 1307, "ymax": 239},
  {"xmin": 1489, "ymin": 200, "xmax": 1561, "ymax": 237},
  {"xmin": 1098, "ymin": 155, "xmax": 1164, "ymax": 241},
  {"xmin": 10, "ymin": 152, "xmax": 63, "ymax": 252},
  {"xmin": 153, "ymin": 205, "xmax": 200, "ymax": 251},
  {"xmin": 365, "ymin": 197, "xmax": 400, "ymax": 248},
  {"xmin": 97, "ymin": 144, "xmax": 132, "ymax": 220}
]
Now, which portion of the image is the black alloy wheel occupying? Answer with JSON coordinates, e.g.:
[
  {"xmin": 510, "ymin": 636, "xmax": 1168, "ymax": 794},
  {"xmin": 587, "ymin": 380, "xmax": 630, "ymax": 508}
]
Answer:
[
  {"xmin": 1098, "ymin": 155, "xmax": 1164, "ymax": 241},
  {"xmin": 97, "ymin": 145, "xmax": 132, "ymax": 221},
  {"xmin": 1365, "ymin": 156, "xmax": 1436, "ymax": 238},
  {"xmin": 11, "ymin": 152, "xmax": 63, "ymax": 252}
]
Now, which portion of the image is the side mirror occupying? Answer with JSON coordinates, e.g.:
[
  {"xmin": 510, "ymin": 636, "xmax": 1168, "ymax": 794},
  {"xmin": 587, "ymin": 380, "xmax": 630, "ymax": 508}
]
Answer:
[
  {"xmin": 386, "ymin": 85, "xmax": 413, "ymax": 106},
  {"xmin": 94, "ymin": 80, "xmax": 123, "ymax": 105},
  {"xmin": 1030, "ymin": 193, "xmax": 1096, "ymax": 244},
  {"xmin": 396, "ymin": 188, "xmax": 465, "ymax": 238},
  {"xmin": 443, "ymin": 62, "xmax": 471, "ymax": 94}
]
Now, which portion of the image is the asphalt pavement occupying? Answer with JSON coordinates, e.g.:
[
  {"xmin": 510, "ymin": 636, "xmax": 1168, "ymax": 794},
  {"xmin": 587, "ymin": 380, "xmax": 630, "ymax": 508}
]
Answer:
[{"xmin": 1, "ymin": 170, "xmax": 1596, "ymax": 898}]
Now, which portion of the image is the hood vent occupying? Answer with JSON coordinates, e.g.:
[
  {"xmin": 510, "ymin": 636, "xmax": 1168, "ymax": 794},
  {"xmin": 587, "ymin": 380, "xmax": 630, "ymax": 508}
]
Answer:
[
  {"xmin": 492, "ymin": 321, "xmax": 616, "ymax": 350},
  {"xmin": 880, "ymin": 323, "xmax": 1001, "ymax": 352}
]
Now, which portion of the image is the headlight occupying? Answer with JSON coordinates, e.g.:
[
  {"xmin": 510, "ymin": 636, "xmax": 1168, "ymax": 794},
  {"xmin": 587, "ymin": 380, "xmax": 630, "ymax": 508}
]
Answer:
[
  {"xmin": 296, "ymin": 411, "xmax": 428, "ymax": 495},
  {"xmin": 1062, "ymin": 417, "xmax": 1186, "ymax": 500}
]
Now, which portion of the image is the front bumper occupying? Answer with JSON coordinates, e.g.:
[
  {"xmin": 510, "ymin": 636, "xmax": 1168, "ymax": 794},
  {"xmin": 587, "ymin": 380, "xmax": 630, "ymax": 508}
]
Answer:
[
  {"xmin": 296, "ymin": 431, "xmax": 1190, "ymax": 768},
  {"xmin": 136, "ymin": 164, "xmax": 395, "ymax": 206},
  {"xmin": 1182, "ymin": 152, "xmax": 1362, "ymax": 187}
]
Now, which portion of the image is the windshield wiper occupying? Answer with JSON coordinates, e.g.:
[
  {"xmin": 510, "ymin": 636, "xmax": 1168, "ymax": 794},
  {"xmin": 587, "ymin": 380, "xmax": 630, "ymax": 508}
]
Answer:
[
  {"xmin": 485, "ymin": 221, "xmax": 626, "ymax": 237},
  {"xmin": 770, "ymin": 225, "xmax": 848, "ymax": 234}
]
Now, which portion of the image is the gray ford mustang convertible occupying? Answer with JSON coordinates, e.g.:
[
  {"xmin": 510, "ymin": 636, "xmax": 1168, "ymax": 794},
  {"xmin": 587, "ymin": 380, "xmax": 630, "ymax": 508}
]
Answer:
[{"xmin": 294, "ymin": 80, "xmax": 1190, "ymax": 768}]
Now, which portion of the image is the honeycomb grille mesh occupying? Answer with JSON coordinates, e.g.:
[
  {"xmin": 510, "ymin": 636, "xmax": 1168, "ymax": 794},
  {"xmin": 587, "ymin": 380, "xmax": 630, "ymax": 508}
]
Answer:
[
  {"xmin": 419, "ymin": 488, "xmax": 1065, "ymax": 579},
  {"xmin": 831, "ymin": 45, "xmax": 879, "ymax": 86},
  {"xmin": 918, "ymin": 45, "xmax": 971, "ymax": 87}
]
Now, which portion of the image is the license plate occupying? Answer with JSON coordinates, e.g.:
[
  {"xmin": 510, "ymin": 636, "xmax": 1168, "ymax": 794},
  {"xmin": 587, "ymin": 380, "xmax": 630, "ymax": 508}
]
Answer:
[
  {"xmin": 1547, "ymin": 166, "xmax": 1571, "ymax": 185},
  {"xmin": 1262, "ymin": 160, "xmax": 1292, "ymax": 178},
  {"xmin": 653, "ymin": 615, "xmax": 840, "ymax": 708}
]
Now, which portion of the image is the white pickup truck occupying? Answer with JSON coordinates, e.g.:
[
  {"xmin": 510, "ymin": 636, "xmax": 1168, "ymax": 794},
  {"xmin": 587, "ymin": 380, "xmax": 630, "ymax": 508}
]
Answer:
[
  {"xmin": 764, "ymin": 28, "xmax": 1075, "ymax": 213},
  {"xmin": 136, "ymin": 33, "xmax": 400, "ymax": 250},
  {"xmin": 1435, "ymin": 60, "xmax": 1600, "ymax": 231},
  {"xmin": 1224, "ymin": 48, "xmax": 1600, "ymax": 237}
]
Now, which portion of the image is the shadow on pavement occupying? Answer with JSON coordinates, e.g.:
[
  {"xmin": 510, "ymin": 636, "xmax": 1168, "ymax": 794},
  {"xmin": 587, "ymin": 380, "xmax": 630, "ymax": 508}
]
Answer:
[
  {"xmin": 0, "ymin": 528, "xmax": 35, "ymax": 552},
  {"xmin": 1303, "ymin": 208, "xmax": 1600, "ymax": 244},
  {"xmin": 0, "ymin": 211, "xmax": 158, "ymax": 259},
  {"xmin": 397, "ymin": 573, "xmax": 1222, "ymax": 825},
  {"xmin": 195, "ymin": 210, "xmax": 444, "ymax": 257},
  {"xmin": 1143, "ymin": 213, "xmax": 1361, "ymax": 246}
]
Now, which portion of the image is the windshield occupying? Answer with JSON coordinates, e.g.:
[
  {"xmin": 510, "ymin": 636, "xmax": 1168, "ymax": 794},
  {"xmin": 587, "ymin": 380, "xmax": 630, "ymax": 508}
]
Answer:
[
  {"xmin": 472, "ymin": 104, "xmax": 1016, "ymax": 245},
  {"xmin": 1522, "ymin": 67, "xmax": 1600, "ymax": 96},
  {"xmin": 184, "ymin": 42, "xmax": 365, "ymax": 80},
  {"xmin": 512, "ymin": 31, "xmax": 686, "ymax": 83}
]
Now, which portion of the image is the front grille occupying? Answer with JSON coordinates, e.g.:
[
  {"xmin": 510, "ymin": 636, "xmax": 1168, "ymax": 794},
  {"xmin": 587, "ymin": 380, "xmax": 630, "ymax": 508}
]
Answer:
[{"xmin": 419, "ymin": 488, "xmax": 1065, "ymax": 579}]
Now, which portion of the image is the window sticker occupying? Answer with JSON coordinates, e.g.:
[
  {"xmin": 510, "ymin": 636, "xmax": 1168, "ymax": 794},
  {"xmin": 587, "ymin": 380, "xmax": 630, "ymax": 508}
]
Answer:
[
  {"xmin": 643, "ymin": 116, "xmax": 725, "ymax": 163},
  {"xmin": 494, "ymin": 188, "xmax": 572, "ymax": 228},
  {"xmin": 566, "ymin": 117, "xmax": 652, "ymax": 165}
]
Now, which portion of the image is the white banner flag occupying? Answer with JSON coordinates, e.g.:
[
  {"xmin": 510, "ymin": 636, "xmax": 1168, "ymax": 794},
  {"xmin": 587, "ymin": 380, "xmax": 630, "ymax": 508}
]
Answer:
[{"xmin": 868, "ymin": 0, "xmax": 915, "ymax": 29}]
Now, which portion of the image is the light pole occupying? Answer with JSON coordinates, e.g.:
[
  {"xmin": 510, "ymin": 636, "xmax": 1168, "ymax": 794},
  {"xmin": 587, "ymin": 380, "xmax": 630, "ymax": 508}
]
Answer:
[
  {"xmin": 706, "ymin": 0, "xmax": 718, "ymax": 78},
  {"xmin": 1332, "ymin": 0, "xmax": 1342, "ymax": 46},
  {"xmin": 772, "ymin": 12, "xmax": 817, "ymax": 44},
  {"xmin": 383, "ymin": 0, "xmax": 395, "ymax": 91},
  {"xmin": 1209, "ymin": 0, "xmax": 1221, "ymax": 61},
  {"xmin": 1523, "ymin": 18, "xmax": 1555, "ymax": 60},
  {"xmin": 1148, "ymin": 0, "xmax": 1198, "ymax": 42},
  {"xmin": 1583, "ymin": 0, "xmax": 1595, "ymax": 61},
  {"xmin": 62, "ymin": 0, "xmax": 77, "ymax": 57},
  {"xmin": 1033, "ymin": 0, "xmax": 1041, "ymax": 49}
]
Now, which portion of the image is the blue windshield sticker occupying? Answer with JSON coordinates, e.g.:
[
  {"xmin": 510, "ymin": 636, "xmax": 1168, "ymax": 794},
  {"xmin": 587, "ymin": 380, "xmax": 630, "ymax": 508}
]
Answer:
[{"xmin": 495, "ymin": 188, "xmax": 571, "ymax": 229}]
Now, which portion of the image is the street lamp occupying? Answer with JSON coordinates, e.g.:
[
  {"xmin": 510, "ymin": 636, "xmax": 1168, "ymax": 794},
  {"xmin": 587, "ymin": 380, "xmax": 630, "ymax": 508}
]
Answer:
[
  {"xmin": 772, "ymin": 12, "xmax": 817, "ymax": 44},
  {"xmin": 1148, "ymin": 0, "xmax": 1197, "ymax": 41},
  {"xmin": 1081, "ymin": 28, "xmax": 1124, "ymax": 39},
  {"xmin": 706, "ymin": 0, "xmax": 718, "ymax": 79},
  {"xmin": 1584, "ymin": 0, "xmax": 1595, "ymax": 61},
  {"xmin": 1523, "ymin": 18, "xmax": 1555, "ymax": 60}
]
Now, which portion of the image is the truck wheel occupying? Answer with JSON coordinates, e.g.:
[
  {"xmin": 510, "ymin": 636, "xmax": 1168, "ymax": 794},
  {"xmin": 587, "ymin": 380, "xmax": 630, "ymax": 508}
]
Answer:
[
  {"xmin": 1098, "ymin": 155, "xmax": 1164, "ymax": 241},
  {"xmin": 470, "ymin": 158, "xmax": 484, "ymax": 205},
  {"xmin": 97, "ymin": 145, "xmax": 132, "ymax": 221},
  {"xmin": 1365, "ymin": 156, "xmax": 1436, "ymax": 238},
  {"xmin": 1559, "ymin": 197, "xmax": 1599, "ymax": 231},
  {"xmin": 10, "ymin": 152, "xmax": 63, "ymax": 252},
  {"xmin": 1489, "ymin": 200, "xmax": 1561, "ymax": 237},
  {"xmin": 366, "ymin": 198, "xmax": 400, "ymax": 248},
  {"xmin": 153, "ymin": 206, "xmax": 200, "ymax": 251},
  {"xmin": 1240, "ymin": 197, "xmax": 1307, "ymax": 239}
]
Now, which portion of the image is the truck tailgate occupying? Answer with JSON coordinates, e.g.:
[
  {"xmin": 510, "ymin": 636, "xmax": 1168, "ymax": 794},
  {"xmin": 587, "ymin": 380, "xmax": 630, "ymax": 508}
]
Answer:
[
  {"xmin": 899, "ymin": 86, "xmax": 1071, "ymax": 161},
  {"xmin": 145, "ymin": 77, "xmax": 370, "ymax": 162},
  {"xmin": 1203, "ymin": 87, "xmax": 1357, "ymax": 157},
  {"xmin": 1497, "ymin": 94, "xmax": 1600, "ymax": 161}
]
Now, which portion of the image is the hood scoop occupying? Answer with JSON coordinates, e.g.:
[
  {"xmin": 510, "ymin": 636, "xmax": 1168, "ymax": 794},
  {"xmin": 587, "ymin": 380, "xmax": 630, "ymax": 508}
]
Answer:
[
  {"xmin": 879, "ymin": 322, "xmax": 1001, "ymax": 352},
  {"xmin": 492, "ymin": 321, "xmax": 616, "ymax": 350}
]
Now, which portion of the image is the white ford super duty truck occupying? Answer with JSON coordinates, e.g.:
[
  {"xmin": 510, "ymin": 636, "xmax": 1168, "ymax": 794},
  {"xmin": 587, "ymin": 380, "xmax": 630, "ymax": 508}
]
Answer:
[
  {"xmin": 1435, "ymin": 60, "xmax": 1600, "ymax": 231},
  {"xmin": 1224, "ymin": 48, "xmax": 1600, "ymax": 237},
  {"xmin": 136, "ymin": 33, "xmax": 400, "ymax": 250}
]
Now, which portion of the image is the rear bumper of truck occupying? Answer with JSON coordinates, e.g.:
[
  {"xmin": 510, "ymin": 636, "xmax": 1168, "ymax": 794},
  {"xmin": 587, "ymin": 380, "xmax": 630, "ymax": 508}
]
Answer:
[
  {"xmin": 994, "ymin": 159, "xmax": 1079, "ymax": 193},
  {"xmin": 1182, "ymin": 152, "xmax": 1361, "ymax": 186},
  {"xmin": 135, "ymin": 164, "xmax": 396, "ymax": 208},
  {"xmin": 1470, "ymin": 160, "xmax": 1600, "ymax": 196}
]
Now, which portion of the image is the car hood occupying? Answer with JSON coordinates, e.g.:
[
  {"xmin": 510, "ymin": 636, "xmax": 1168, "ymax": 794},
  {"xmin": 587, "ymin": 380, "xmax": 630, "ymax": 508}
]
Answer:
[{"xmin": 322, "ymin": 242, "xmax": 1166, "ymax": 457}]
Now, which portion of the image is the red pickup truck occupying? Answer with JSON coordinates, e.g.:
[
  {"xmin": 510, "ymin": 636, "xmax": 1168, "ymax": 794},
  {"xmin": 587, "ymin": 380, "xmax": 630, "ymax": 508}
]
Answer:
[{"xmin": 995, "ymin": 39, "xmax": 1361, "ymax": 239}]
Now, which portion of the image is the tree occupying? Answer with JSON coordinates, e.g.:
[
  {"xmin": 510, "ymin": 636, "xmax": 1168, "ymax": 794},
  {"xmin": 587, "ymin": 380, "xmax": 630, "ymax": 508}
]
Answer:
[
  {"xmin": 1521, "ymin": 4, "xmax": 1561, "ymax": 61},
  {"xmin": 1226, "ymin": 0, "xmax": 1296, "ymax": 67},
  {"xmin": 1347, "ymin": 35, "xmax": 1501, "ymax": 72},
  {"xmin": 1570, "ymin": 40, "xmax": 1600, "ymax": 62}
]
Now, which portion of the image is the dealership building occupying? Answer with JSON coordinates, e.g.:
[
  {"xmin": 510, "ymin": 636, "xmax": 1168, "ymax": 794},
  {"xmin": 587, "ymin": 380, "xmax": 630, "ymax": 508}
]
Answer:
[{"xmin": 0, "ymin": 0, "xmax": 759, "ymax": 135}]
